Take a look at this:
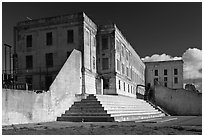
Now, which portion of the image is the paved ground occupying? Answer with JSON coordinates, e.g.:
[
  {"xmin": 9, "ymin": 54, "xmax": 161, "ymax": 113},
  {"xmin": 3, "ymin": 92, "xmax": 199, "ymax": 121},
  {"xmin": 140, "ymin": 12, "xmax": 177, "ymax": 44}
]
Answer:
[{"xmin": 2, "ymin": 116, "xmax": 202, "ymax": 135}]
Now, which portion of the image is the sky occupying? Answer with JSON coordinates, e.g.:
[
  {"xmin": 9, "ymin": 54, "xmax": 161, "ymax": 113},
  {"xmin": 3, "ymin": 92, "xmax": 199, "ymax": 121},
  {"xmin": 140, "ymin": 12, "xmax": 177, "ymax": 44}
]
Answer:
[{"xmin": 2, "ymin": 2, "xmax": 202, "ymax": 90}]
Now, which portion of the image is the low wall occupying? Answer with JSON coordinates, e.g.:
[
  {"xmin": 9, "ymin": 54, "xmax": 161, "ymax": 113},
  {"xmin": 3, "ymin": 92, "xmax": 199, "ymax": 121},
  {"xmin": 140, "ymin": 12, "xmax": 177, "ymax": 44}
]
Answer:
[
  {"xmin": 2, "ymin": 49, "xmax": 82, "ymax": 125},
  {"xmin": 154, "ymin": 84, "xmax": 202, "ymax": 115}
]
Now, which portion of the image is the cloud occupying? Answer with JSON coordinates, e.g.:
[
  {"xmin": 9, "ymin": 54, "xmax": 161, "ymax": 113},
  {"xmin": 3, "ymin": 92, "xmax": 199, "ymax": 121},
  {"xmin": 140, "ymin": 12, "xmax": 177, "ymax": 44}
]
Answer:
[
  {"xmin": 182, "ymin": 48, "xmax": 202, "ymax": 79},
  {"xmin": 142, "ymin": 53, "xmax": 182, "ymax": 62},
  {"xmin": 142, "ymin": 48, "xmax": 202, "ymax": 80}
]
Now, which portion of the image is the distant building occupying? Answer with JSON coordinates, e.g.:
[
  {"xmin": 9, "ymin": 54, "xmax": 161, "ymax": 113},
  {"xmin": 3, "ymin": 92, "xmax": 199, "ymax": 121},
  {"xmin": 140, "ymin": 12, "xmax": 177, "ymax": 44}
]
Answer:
[
  {"xmin": 14, "ymin": 12, "xmax": 97, "ymax": 92},
  {"xmin": 145, "ymin": 60, "xmax": 183, "ymax": 89},
  {"xmin": 97, "ymin": 24, "xmax": 145, "ymax": 97}
]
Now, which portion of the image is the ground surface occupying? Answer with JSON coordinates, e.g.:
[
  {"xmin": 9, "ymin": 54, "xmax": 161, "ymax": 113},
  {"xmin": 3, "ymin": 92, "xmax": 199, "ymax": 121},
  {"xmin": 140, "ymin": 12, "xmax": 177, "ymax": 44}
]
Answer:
[{"xmin": 2, "ymin": 116, "xmax": 202, "ymax": 135}]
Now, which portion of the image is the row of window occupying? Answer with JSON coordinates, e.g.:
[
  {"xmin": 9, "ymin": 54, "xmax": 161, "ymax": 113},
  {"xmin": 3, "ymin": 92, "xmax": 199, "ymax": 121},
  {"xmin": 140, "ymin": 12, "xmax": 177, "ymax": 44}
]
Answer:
[
  {"xmin": 26, "ymin": 30, "xmax": 74, "ymax": 47},
  {"xmin": 118, "ymin": 80, "xmax": 136, "ymax": 94},
  {"xmin": 154, "ymin": 68, "xmax": 178, "ymax": 76},
  {"xmin": 154, "ymin": 77, "xmax": 178, "ymax": 87},
  {"xmin": 26, "ymin": 52, "xmax": 96, "ymax": 70},
  {"xmin": 26, "ymin": 53, "xmax": 54, "ymax": 69}
]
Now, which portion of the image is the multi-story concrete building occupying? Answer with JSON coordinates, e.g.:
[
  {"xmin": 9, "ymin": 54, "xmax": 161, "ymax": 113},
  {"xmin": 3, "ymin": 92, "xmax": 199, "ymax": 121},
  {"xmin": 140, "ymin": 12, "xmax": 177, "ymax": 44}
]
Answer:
[
  {"xmin": 14, "ymin": 12, "xmax": 97, "ymax": 93},
  {"xmin": 96, "ymin": 24, "xmax": 145, "ymax": 97},
  {"xmin": 145, "ymin": 60, "xmax": 183, "ymax": 89}
]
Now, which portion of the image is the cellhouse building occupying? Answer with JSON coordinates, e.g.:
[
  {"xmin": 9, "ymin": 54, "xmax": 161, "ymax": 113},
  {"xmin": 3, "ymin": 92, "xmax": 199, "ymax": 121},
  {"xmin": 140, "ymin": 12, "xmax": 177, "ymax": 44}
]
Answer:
[
  {"xmin": 14, "ymin": 12, "xmax": 97, "ymax": 93},
  {"xmin": 14, "ymin": 12, "xmax": 145, "ymax": 97}
]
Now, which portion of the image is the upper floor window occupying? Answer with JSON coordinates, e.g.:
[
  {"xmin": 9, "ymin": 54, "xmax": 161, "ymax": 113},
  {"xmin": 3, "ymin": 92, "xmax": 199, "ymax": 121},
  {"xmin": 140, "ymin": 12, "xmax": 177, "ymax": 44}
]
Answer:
[
  {"xmin": 126, "ymin": 67, "xmax": 129, "ymax": 76},
  {"xmin": 102, "ymin": 37, "xmax": 108, "ymax": 50},
  {"xmin": 117, "ymin": 59, "xmax": 120, "ymax": 71},
  {"xmin": 67, "ymin": 30, "xmax": 74, "ymax": 43},
  {"xmin": 174, "ymin": 68, "xmax": 178, "ymax": 75},
  {"xmin": 174, "ymin": 77, "xmax": 178, "ymax": 84},
  {"xmin": 155, "ymin": 70, "xmax": 158, "ymax": 76},
  {"xmin": 46, "ymin": 53, "xmax": 53, "ymax": 68},
  {"xmin": 122, "ymin": 46, "xmax": 124, "ymax": 56},
  {"xmin": 26, "ymin": 55, "xmax": 33, "ymax": 69},
  {"xmin": 102, "ymin": 58, "xmax": 109, "ymax": 70},
  {"xmin": 26, "ymin": 35, "xmax": 32, "ymax": 47},
  {"xmin": 122, "ymin": 63, "xmax": 125, "ymax": 74},
  {"xmin": 93, "ymin": 56, "xmax": 96, "ymax": 70},
  {"xmin": 46, "ymin": 32, "xmax": 52, "ymax": 45},
  {"xmin": 164, "ymin": 77, "xmax": 168, "ymax": 81},
  {"xmin": 164, "ymin": 69, "xmax": 167, "ymax": 75}
]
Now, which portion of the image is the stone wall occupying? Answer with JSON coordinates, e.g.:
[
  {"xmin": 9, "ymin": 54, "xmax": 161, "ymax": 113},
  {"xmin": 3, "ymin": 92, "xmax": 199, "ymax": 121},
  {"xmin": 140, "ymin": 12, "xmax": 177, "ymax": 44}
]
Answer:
[
  {"xmin": 154, "ymin": 84, "xmax": 202, "ymax": 115},
  {"xmin": 2, "ymin": 49, "xmax": 82, "ymax": 125}
]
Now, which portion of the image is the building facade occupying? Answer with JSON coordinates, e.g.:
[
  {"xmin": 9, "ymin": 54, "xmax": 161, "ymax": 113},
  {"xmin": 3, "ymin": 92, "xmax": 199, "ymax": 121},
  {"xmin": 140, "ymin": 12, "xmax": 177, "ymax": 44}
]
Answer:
[
  {"xmin": 97, "ymin": 24, "xmax": 145, "ymax": 97},
  {"xmin": 14, "ymin": 12, "xmax": 146, "ymax": 97},
  {"xmin": 145, "ymin": 60, "xmax": 183, "ymax": 89},
  {"xmin": 14, "ymin": 12, "xmax": 97, "ymax": 93}
]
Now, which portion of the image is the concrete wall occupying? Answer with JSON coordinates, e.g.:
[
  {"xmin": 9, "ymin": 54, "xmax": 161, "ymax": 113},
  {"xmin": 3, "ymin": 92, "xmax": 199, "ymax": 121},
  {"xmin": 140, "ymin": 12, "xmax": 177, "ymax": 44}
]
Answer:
[
  {"xmin": 154, "ymin": 84, "xmax": 202, "ymax": 115},
  {"xmin": 2, "ymin": 49, "xmax": 82, "ymax": 125}
]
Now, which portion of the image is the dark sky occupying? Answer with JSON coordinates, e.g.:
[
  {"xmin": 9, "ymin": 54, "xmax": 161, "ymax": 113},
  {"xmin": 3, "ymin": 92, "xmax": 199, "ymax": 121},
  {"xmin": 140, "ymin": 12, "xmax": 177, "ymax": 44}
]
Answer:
[{"xmin": 2, "ymin": 2, "xmax": 202, "ymax": 70}]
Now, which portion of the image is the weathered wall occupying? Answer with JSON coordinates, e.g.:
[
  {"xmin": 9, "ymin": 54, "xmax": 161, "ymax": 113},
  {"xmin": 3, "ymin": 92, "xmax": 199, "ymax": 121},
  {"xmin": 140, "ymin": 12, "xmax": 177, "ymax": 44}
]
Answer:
[
  {"xmin": 2, "ymin": 49, "xmax": 82, "ymax": 125},
  {"xmin": 154, "ymin": 84, "xmax": 202, "ymax": 115}
]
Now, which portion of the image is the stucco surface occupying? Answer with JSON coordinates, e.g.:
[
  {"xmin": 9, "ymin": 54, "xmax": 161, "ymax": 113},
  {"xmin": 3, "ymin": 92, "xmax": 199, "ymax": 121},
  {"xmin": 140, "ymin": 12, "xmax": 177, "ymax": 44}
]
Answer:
[
  {"xmin": 154, "ymin": 85, "xmax": 202, "ymax": 115},
  {"xmin": 2, "ymin": 49, "xmax": 82, "ymax": 125}
]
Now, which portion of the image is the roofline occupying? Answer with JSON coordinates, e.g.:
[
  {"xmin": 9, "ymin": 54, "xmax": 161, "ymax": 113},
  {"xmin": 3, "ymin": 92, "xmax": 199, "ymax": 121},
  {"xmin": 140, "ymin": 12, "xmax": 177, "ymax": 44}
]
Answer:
[{"xmin": 144, "ymin": 59, "xmax": 184, "ymax": 64}]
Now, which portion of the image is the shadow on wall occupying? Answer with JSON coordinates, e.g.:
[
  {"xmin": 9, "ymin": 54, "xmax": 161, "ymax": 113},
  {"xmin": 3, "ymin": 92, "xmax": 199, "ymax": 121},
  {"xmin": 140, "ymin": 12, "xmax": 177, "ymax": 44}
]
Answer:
[
  {"xmin": 2, "ymin": 49, "xmax": 82, "ymax": 125},
  {"xmin": 154, "ymin": 84, "xmax": 202, "ymax": 116}
]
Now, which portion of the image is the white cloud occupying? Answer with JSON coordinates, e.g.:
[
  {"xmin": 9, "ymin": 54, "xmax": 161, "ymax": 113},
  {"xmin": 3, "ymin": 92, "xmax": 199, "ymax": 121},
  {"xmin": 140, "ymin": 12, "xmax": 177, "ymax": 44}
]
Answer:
[
  {"xmin": 182, "ymin": 48, "xmax": 202, "ymax": 79},
  {"xmin": 142, "ymin": 53, "xmax": 182, "ymax": 62},
  {"xmin": 142, "ymin": 48, "xmax": 202, "ymax": 80}
]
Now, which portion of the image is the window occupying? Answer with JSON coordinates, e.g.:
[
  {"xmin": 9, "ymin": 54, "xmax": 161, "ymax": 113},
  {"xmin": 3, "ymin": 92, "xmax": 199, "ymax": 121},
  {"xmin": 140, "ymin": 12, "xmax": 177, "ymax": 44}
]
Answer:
[
  {"xmin": 117, "ymin": 59, "xmax": 120, "ymax": 71},
  {"xmin": 26, "ymin": 55, "xmax": 33, "ymax": 69},
  {"xmin": 102, "ymin": 37, "xmax": 108, "ymax": 50},
  {"xmin": 126, "ymin": 67, "xmax": 129, "ymax": 76},
  {"xmin": 102, "ymin": 58, "xmax": 109, "ymax": 70},
  {"xmin": 46, "ymin": 53, "xmax": 53, "ymax": 68},
  {"xmin": 122, "ymin": 46, "xmax": 124, "ymax": 56},
  {"xmin": 123, "ymin": 82, "xmax": 125, "ymax": 91},
  {"xmin": 93, "ymin": 56, "xmax": 95, "ymax": 69},
  {"xmin": 26, "ymin": 35, "xmax": 32, "ymax": 47},
  {"xmin": 103, "ymin": 78, "xmax": 109, "ymax": 89},
  {"xmin": 154, "ymin": 70, "xmax": 158, "ymax": 76},
  {"xmin": 128, "ymin": 84, "xmax": 129, "ymax": 92},
  {"xmin": 118, "ymin": 80, "xmax": 121, "ymax": 89},
  {"xmin": 174, "ymin": 77, "xmax": 178, "ymax": 84},
  {"xmin": 174, "ymin": 68, "xmax": 178, "ymax": 75},
  {"xmin": 26, "ymin": 75, "xmax": 32, "ymax": 90},
  {"xmin": 67, "ymin": 30, "xmax": 74, "ymax": 43},
  {"xmin": 46, "ymin": 32, "xmax": 52, "ymax": 45},
  {"xmin": 164, "ymin": 82, "xmax": 167, "ymax": 87},
  {"xmin": 164, "ymin": 69, "xmax": 167, "ymax": 75},
  {"xmin": 122, "ymin": 64, "xmax": 125, "ymax": 74},
  {"xmin": 164, "ymin": 77, "xmax": 168, "ymax": 81},
  {"xmin": 126, "ymin": 50, "xmax": 129, "ymax": 60}
]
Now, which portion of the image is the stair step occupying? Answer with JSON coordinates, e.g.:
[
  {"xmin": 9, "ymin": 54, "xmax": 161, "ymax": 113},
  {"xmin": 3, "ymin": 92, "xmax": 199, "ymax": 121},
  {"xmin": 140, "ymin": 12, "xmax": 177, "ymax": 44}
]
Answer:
[
  {"xmin": 114, "ymin": 113, "xmax": 166, "ymax": 122},
  {"xmin": 57, "ymin": 94, "xmax": 166, "ymax": 122},
  {"xmin": 62, "ymin": 113, "xmax": 110, "ymax": 117},
  {"xmin": 57, "ymin": 116, "xmax": 114, "ymax": 122}
]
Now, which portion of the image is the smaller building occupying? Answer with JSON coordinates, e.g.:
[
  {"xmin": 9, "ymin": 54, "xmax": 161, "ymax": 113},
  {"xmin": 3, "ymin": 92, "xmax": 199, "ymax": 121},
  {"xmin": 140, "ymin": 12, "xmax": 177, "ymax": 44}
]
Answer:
[{"xmin": 145, "ymin": 60, "xmax": 183, "ymax": 89}]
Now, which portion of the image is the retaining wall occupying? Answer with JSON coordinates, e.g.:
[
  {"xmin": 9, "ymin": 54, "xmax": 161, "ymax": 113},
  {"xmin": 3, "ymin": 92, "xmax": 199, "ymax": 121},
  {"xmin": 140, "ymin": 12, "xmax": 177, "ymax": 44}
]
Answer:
[
  {"xmin": 154, "ymin": 84, "xmax": 202, "ymax": 115},
  {"xmin": 2, "ymin": 49, "xmax": 82, "ymax": 125}
]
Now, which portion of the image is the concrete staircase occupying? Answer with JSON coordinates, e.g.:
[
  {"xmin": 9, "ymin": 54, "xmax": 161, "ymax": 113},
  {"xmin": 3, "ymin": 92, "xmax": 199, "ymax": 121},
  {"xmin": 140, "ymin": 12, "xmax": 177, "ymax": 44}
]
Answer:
[{"xmin": 57, "ymin": 94, "xmax": 165, "ymax": 122}]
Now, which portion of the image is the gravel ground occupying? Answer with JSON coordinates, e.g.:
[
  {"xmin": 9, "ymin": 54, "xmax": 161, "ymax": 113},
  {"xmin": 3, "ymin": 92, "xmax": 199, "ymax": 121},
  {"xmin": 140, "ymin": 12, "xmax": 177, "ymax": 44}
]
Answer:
[{"xmin": 2, "ymin": 116, "xmax": 202, "ymax": 135}]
